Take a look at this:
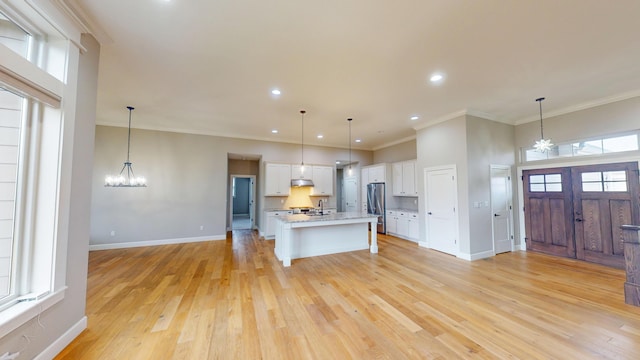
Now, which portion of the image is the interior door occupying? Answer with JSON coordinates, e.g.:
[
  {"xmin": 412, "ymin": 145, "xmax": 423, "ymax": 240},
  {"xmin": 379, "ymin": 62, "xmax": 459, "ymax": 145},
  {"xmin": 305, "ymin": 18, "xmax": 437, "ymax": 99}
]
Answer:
[
  {"xmin": 570, "ymin": 162, "xmax": 639, "ymax": 269},
  {"xmin": 344, "ymin": 176, "xmax": 358, "ymax": 212},
  {"xmin": 491, "ymin": 166, "xmax": 513, "ymax": 254},
  {"xmin": 523, "ymin": 167, "xmax": 575, "ymax": 258},
  {"xmin": 425, "ymin": 166, "xmax": 458, "ymax": 255}
]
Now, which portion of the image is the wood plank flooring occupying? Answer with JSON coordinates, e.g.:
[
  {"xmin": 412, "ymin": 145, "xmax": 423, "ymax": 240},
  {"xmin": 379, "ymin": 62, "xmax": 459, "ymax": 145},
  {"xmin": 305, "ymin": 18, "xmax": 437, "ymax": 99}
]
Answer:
[{"xmin": 55, "ymin": 231, "xmax": 640, "ymax": 359}]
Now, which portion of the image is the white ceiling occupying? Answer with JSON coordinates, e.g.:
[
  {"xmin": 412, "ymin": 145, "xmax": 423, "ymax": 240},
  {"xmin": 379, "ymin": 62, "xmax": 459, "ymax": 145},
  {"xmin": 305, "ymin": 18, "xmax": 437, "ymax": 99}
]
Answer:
[{"xmin": 68, "ymin": 0, "xmax": 640, "ymax": 150}]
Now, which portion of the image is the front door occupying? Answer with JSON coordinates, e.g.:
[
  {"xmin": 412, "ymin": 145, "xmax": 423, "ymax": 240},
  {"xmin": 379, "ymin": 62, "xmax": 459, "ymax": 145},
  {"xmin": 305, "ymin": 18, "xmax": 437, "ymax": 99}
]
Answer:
[
  {"xmin": 523, "ymin": 162, "xmax": 639, "ymax": 268},
  {"xmin": 570, "ymin": 162, "xmax": 639, "ymax": 268}
]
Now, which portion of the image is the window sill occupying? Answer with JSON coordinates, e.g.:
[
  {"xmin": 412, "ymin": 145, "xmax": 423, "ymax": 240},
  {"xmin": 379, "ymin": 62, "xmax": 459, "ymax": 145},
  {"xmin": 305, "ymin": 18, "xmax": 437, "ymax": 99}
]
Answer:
[{"xmin": 0, "ymin": 287, "xmax": 66, "ymax": 339}]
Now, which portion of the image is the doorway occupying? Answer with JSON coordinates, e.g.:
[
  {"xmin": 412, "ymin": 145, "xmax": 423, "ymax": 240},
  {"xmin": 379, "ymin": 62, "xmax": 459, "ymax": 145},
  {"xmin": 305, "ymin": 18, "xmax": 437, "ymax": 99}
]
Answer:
[
  {"xmin": 523, "ymin": 161, "xmax": 639, "ymax": 268},
  {"xmin": 490, "ymin": 165, "xmax": 514, "ymax": 254},
  {"xmin": 230, "ymin": 175, "xmax": 256, "ymax": 230},
  {"xmin": 336, "ymin": 161, "xmax": 358, "ymax": 212}
]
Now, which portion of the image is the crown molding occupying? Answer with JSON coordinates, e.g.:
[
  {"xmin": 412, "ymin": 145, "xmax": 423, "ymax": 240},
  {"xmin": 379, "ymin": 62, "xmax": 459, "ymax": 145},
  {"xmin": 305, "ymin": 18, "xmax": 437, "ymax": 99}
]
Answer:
[
  {"xmin": 412, "ymin": 108, "xmax": 500, "ymax": 131},
  {"xmin": 514, "ymin": 90, "xmax": 640, "ymax": 125},
  {"xmin": 371, "ymin": 135, "xmax": 416, "ymax": 151},
  {"xmin": 52, "ymin": 0, "xmax": 112, "ymax": 44}
]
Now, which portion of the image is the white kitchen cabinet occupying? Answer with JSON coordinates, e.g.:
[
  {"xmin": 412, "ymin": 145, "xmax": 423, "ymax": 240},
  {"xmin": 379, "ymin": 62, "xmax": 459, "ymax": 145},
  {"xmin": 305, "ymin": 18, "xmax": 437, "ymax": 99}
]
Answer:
[
  {"xmin": 310, "ymin": 165, "xmax": 333, "ymax": 195},
  {"xmin": 386, "ymin": 210, "xmax": 397, "ymax": 234},
  {"xmin": 407, "ymin": 212, "xmax": 419, "ymax": 241},
  {"xmin": 264, "ymin": 210, "xmax": 293, "ymax": 238},
  {"xmin": 386, "ymin": 210, "xmax": 419, "ymax": 242},
  {"xmin": 265, "ymin": 163, "xmax": 291, "ymax": 196},
  {"xmin": 396, "ymin": 211, "xmax": 409, "ymax": 237},
  {"xmin": 392, "ymin": 160, "xmax": 417, "ymax": 196},
  {"xmin": 291, "ymin": 164, "xmax": 313, "ymax": 180},
  {"xmin": 367, "ymin": 164, "xmax": 386, "ymax": 183}
]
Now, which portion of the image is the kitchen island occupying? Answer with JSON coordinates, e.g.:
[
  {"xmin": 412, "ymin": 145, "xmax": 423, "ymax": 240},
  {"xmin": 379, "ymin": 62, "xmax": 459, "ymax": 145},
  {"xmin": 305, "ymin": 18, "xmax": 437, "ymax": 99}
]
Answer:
[{"xmin": 274, "ymin": 212, "xmax": 379, "ymax": 267}]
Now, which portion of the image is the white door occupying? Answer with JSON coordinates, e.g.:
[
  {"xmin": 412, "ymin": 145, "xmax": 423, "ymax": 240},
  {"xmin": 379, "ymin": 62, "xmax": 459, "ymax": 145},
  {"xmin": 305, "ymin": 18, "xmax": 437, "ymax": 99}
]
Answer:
[
  {"xmin": 490, "ymin": 166, "xmax": 512, "ymax": 254},
  {"xmin": 344, "ymin": 176, "xmax": 358, "ymax": 212},
  {"xmin": 425, "ymin": 166, "xmax": 458, "ymax": 255}
]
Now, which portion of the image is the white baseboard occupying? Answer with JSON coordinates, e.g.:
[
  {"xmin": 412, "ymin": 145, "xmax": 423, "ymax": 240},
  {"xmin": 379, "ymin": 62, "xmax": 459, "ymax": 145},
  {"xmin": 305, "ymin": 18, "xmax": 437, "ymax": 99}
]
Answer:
[
  {"xmin": 457, "ymin": 250, "xmax": 495, "ymax": 261},
  {"xmin": 35, "ymin": 316, "xmax": 87, "ymax": 360},
  {"xmin": 89, "ymin": 235, "xmax": 226, "ymax": 251}
]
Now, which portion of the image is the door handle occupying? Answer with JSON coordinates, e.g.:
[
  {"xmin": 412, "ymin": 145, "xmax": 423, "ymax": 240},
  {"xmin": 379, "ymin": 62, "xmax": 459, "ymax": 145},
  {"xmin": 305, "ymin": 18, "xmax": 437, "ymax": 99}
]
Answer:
[
  {"xmin": 494, "ymin": 213, "xmax": 500, "ymax": 217},
  {"xmin": 575, "ymin": 218, "xmax": 583, "ymax": 222},
  {"xmin": 428, "ymin": 212, "xmax": 432, "ymax": 215}
]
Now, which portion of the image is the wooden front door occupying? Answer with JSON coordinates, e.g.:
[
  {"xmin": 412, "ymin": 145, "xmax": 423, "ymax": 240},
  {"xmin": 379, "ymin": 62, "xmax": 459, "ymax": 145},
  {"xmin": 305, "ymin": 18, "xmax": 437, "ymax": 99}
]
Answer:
[
  {"xmin": 571, "ymin": 163, "xmax": 639, "ymax": 268},
  {"xmin": 523, "ymin": 162, "xmax": 639, "ymax": 268},
  {"xmin": 523, "ymin": 167, "xmax": 575, "ymax": 258}
]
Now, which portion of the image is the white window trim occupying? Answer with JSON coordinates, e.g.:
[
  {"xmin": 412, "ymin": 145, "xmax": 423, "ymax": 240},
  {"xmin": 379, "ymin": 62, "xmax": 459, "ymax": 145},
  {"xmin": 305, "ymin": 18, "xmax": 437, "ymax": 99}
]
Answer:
[{"xmin": 0, "ymin": 287, "xmax": 65, "ymax": 339}]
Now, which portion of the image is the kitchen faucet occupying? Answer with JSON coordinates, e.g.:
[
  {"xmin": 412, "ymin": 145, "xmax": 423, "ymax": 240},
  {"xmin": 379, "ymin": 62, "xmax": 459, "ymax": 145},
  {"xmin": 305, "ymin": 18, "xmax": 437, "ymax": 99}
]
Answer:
[{"xmin": 318, "ymin": 199, "xmax": 323, "ymax": 215}]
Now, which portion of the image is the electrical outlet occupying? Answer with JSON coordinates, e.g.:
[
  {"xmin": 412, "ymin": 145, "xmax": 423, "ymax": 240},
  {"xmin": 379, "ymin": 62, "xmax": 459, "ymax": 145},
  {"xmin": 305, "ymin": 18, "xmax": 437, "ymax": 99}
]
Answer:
[
  {"xmin": 110, "ymin": 230, "xmax": 116, "ymax": 236},
  {"xmin": 199, "ymin": 225, "xmax": 204, "ymax": 230},
  {"xmin": 280, "ymin": 199, "xmax": 284, "ymax": 204}
]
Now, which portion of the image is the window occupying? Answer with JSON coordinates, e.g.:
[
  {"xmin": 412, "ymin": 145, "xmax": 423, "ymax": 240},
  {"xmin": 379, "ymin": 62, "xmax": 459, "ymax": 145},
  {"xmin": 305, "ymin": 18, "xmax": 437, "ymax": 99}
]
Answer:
[
  {"xmin": 529, "ymin": 173, "xmax": 563, "ymax": 192},
  {"xmin": 581, "ymin": 171, "xmax": 628, "ymax": 192},
  {"xmin": 0, "ymin": 88, "xmax": 22, "ymax": 301},
  {"xmin": 524, "ymin": 132, "xmax": 640, "ymax": 162},
  {"xmin": 0, "ymin": 4, "xmax": 68, "ymax": 335}
]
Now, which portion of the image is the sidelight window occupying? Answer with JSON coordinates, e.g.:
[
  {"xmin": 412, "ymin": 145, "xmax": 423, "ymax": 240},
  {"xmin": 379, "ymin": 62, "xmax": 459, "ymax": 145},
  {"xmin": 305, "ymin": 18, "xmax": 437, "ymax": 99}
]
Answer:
[{"xmin": 529, "ymin": 173, "xmax": 563, "ymax": 192}]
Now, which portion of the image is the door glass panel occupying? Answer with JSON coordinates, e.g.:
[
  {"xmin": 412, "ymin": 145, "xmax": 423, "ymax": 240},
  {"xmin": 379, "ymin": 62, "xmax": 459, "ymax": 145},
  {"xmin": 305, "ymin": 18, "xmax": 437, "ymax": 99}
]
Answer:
[
  {"xmin": 582, "ymin": 182, "xmax": 603, "ymax": 192},
  {"xmin": 529, "ymin": 175, "xmax": 544, "ymax": 183},
  {"xmin": 545, "ymin": 174, "xmax": 562, "ymax": 183},
  {"xmin": 545, "ymin": 183, "xmax": 562, "ymax": 192},
  {"xmin": 582, "ymin": 172, "xmax": 602, "ymax": 182},
  {"xmin": 603, "ymin": 171, "xmax": 626, "ymax": 181},
  {"xmin": 530, "ymin": 184, "xmax": 545, "ymax": 192},
  {"xmin": 604, "ymin": 182, "xmax": 627, "ymax": 192}
]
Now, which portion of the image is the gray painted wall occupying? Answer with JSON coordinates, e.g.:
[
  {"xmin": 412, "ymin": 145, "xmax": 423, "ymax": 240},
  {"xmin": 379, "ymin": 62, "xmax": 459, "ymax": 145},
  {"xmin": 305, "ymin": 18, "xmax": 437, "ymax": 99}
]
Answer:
[
  {"xmin": 91, "ymin": 129, "xmax": 374, "ymax": 245},
  {"xmin": 373, "ymin": 139, "xmax": 417, "ymax": 163}
]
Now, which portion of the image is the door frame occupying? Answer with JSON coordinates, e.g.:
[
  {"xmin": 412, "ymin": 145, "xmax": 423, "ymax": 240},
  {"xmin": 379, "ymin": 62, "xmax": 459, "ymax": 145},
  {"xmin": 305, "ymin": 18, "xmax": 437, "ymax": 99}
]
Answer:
[
  {"xmin": 490, "ymin": 164, "xmax": 514, "ymax": 254},
  {"xmin": 229, "ymin": 174, "xmax": 257, "ymax": 230},
  {"xmin": 421, "ymin": 164, "xmax": 459, "ymax": 256},
  {"xmin": 517, "ymin": 155, "xmax": 640, "ymax": 252}
]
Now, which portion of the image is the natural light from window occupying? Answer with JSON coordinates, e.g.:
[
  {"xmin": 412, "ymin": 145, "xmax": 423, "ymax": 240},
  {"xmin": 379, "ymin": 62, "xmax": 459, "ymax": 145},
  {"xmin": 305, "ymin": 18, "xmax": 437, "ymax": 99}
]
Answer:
[{"xmin": 524, "ymin": 133, "xmax": 640, "ymax": 162}]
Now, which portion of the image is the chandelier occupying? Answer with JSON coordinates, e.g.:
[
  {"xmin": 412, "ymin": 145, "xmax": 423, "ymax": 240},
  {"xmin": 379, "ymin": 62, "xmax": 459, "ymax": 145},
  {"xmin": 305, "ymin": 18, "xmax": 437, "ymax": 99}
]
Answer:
[
  {"xmin": 104, "ymin": 106, "xmax": 147, "ymax": 187},
  {"xmin": 533, "ymin": 97, "xmax": 553, "ymax": 152}
]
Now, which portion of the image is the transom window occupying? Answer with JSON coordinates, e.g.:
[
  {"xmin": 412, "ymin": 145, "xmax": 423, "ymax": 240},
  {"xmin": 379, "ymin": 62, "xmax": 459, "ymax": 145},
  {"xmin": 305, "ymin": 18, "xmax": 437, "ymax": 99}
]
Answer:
[
  {"xmin": 529, "ymin": 173, "xmax": 563, "ymax": 192},
  {"xmin": 0, "ymin": 12, "xmax": 30, "ymax": 60},
  {"xmin": 524, "ymin": 133, "xmax": 639, "ymax": 162},
  {"xmin": 581, "ymin": 171, "xmax": 628, "ymax": 192}
]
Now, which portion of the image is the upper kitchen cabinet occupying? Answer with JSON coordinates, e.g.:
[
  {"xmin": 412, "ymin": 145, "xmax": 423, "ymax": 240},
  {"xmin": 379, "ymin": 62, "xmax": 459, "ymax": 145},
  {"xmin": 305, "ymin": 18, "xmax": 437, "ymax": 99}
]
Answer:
[
  {"xmin": 310, "ymin": 165, "xmax": 333, "ymax": 196},
  {"xmin": 291, "ymin": 164, "xmax": 313, "ymax": 180},
  {"xmin": 363, "ymin": 164, "xmax": 387, "ymax": 183},
  {"xmin": 265, "ymin": 163, "xmax": 291, "ymax": 196},
  {"xmin": 392, "ymin": 160, "xmax": 417, "ymax": 196}
]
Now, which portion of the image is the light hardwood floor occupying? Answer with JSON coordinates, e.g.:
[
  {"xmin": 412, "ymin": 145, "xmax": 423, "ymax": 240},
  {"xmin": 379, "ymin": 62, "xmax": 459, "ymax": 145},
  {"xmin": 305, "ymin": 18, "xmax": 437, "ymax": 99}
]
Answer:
[{"xmin": 56, "ymin": 231, "xmax": 640, "ymax": 359}]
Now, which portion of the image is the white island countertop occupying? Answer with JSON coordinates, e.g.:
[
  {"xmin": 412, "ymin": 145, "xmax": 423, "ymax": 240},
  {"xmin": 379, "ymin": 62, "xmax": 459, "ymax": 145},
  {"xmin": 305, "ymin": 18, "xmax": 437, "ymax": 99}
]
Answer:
[
  {"xmin": 274, "ymin": 212, "xmax": 379, "ymax": 266},
  {"xmin": 276, "ymin": 212, "xmax": 379, "ymax": 224}
]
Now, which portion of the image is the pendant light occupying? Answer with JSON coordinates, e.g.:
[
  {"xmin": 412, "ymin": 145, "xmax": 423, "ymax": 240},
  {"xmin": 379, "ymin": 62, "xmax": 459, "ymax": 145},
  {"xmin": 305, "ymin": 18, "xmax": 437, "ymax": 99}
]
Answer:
[
  {"xmin": 300, "ymin": 109, "xmax": 306, "ymax": 173},
  {"xmin": 104, "ymin": 106, "xmax": 147, "ymax": 187},
  {"xmin": 533, "ymin": 97, "xmax": 553, "ymax": 152},
  {"xmin": 291, "ymin": 110, "xmax": 314, "ymax": 187},
  {"xmin": 347, "ymin": 118, "xmax": 353, "ymax": 176}
]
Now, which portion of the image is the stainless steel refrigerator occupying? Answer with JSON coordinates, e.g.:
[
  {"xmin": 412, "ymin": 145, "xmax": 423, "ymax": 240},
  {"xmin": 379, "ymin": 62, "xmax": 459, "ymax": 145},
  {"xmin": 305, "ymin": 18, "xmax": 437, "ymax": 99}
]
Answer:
[{"xmin": 367, "ymin": 182, "xmax": 386, "ymax": 233}]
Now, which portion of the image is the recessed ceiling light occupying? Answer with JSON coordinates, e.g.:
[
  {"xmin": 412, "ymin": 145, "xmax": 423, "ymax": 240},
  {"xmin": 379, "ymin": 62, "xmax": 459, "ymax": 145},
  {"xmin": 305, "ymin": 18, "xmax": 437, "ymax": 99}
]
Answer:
[
  {"xmin": 410, "ymin": 116, "xmax": 419, "ymax": 121},
  {"xmin": 271, "ymin": 89, "xmax": 281, "ymax": 95},
  {"xmin": 271, "ymin": 129, "xmax": 278, "ymax": 134},
  {"xmin": 430, "ymin": 73, "xmax": 444, "ymax": 83},
  {"xmin": 355, "ymin": 139, "xmax": 362, "ymax": 143},
  {"xmin": 317, "ymin": 134, "xmax": 323, "ymax": 139}
]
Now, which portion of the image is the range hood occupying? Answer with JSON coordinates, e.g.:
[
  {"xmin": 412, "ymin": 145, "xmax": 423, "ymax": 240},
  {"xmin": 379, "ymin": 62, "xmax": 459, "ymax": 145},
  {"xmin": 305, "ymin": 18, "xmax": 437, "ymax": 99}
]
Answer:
[{"xmin": 291, "ymin": 178, "xmax": 314, "ymax": 187}]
